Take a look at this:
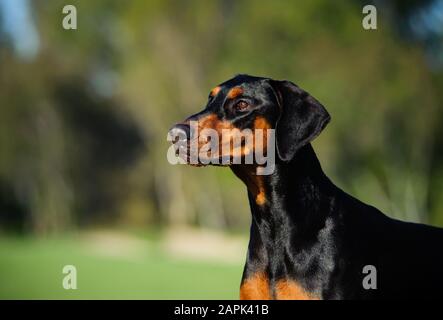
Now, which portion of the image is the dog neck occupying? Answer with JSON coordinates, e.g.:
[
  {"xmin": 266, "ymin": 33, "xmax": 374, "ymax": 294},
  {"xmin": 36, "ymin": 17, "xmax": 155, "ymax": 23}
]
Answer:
[
  {"xmin": 230, "ymin": 144, "xmax": 335, "ymax": 237},
  {"xmin": 231, "ymin": 144, "xmax": 339, "ymax": 299}
]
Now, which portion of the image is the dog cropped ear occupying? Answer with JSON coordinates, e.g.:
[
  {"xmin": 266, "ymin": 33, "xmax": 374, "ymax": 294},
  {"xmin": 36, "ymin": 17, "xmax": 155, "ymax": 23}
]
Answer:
[{"xmin": 269, "ymin": 80, "xmax": 331, "ymax": 162}]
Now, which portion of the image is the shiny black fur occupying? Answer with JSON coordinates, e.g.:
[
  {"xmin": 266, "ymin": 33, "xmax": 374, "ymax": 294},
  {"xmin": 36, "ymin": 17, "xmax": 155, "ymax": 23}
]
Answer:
[
  {"xmin": 172, "ymin": 74, "xmax": 443, "ymax": 299},
  {"xmin": 235, "ymin": 143, "xmax": 443, "ymax": 299}
]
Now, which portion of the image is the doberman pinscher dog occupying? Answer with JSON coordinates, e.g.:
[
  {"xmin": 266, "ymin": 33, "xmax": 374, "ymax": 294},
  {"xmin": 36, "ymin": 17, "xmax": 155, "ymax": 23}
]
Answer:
[{"xmin": 169, "ymin": 74, "xmax": 443, "ymax": 300}]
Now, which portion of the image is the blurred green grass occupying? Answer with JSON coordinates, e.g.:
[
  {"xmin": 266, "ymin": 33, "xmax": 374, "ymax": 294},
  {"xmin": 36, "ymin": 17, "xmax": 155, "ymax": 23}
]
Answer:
[{"xmin": 0, "ymin": 233, "xmax": 242, "ymax": 299}]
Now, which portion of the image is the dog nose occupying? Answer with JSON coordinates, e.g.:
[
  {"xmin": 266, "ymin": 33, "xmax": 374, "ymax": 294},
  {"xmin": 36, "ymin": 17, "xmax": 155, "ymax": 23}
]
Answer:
[{"xmin": 169, "ymin": 123, "xmax": 190, "ymax": 143}]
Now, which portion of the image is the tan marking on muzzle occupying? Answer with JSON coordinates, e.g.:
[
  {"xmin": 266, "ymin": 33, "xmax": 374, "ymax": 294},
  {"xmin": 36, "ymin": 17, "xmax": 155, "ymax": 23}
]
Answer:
[
  {"xmin": 254, "ymin": 116, "xmax": 271, "ymax": 130},
  {"xmin": 193, "ymin": 114, "xmax": 238, "ymax": 160},
  {"xmin": 192, "ymin": 114, "xmax": 268, "ymax": 166},
  {"xmin": 251, "ymin": 116, "xmax": 272, "ymax": 160}
]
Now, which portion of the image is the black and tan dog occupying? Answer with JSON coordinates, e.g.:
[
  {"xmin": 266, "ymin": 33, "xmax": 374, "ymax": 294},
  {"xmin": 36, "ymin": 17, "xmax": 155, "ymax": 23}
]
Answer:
[{"xmin": 169, "ymin": 74, "xmax": 443, "ymax": 300}]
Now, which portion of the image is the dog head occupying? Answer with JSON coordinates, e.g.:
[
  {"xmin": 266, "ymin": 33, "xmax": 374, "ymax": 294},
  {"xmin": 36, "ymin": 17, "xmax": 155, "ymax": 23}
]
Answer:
[{"xmin": 168, "ymin": 74, "xmax": 330, "ymax": 168}]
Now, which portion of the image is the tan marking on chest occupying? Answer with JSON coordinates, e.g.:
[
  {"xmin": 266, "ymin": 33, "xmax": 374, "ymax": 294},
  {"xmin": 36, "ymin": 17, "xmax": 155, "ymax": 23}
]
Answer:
[
  {"xmin": 230, "ymin": 166, "xmax": 267, "ymax": 206},
  {"xmin": 255, "ymin": 190, "xmax": 266, "ymax": 206},
  {"xmin": 240, "ymin": 272, "xmax": 271, "ymax": 300},
  {"xmin": 254, "ymin": 175, "xmax": 267, "ymax": 206},
  {"xmin": 275, "ymin": 279, "xmax": 320, "ymax": 300}
]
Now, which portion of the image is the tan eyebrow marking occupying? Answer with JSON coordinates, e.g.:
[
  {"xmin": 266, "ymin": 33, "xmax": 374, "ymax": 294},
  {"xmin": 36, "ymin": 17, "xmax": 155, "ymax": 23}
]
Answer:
[
  {"xmin": 209, "ymin": 86, "xmax": 221, "ymax": 97},
  {"xmin": 227, "ymin": 86, "xmax": 244, "ymax": 99}
]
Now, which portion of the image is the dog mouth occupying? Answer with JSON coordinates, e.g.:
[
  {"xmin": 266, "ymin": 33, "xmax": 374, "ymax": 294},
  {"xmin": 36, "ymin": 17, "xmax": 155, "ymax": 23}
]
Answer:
[
  {"xmin": 174, "ymin": 143, "xmax": 206, "ymax": 167},
  {"xmin": 173, "ymin": 140, "xmax": 242, "ymax": 167},
  {"xmin": 168, "ymin": 125, "xmax": 265, "ymax": 167}
]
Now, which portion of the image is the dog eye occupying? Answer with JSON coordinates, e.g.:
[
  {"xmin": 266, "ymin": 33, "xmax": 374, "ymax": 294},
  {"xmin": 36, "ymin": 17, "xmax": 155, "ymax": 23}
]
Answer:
[{"xmin": 234, "ymin": 100, "xmax": 250, "ymax": 112}]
